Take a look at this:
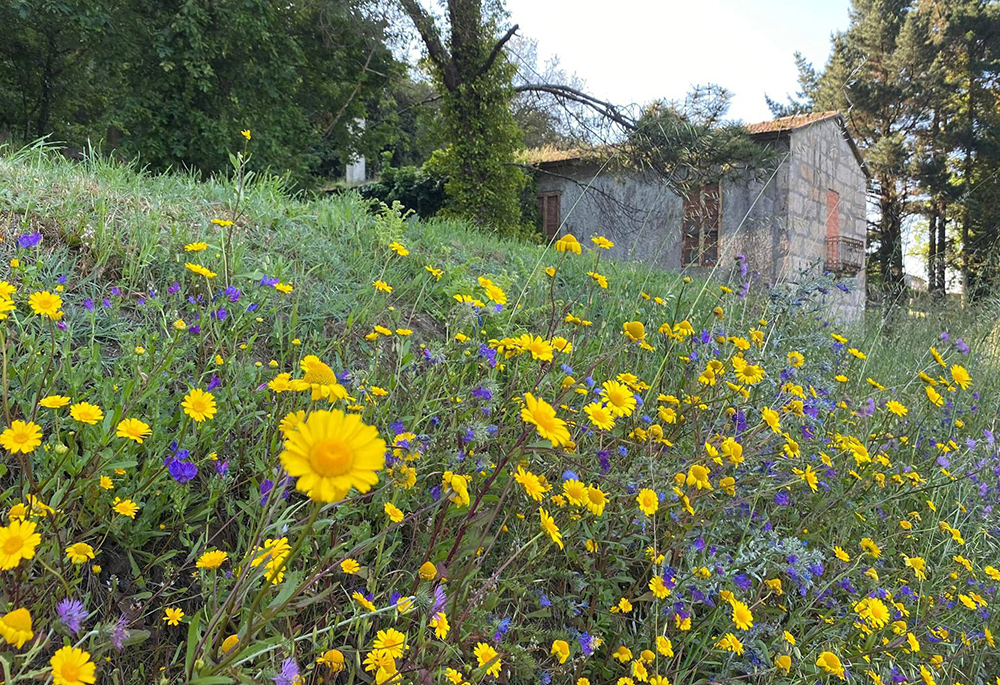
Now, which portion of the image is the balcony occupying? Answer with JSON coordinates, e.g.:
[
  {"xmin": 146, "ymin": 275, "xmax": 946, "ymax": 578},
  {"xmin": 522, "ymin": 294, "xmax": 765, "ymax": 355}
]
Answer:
[{"xmin": 825, "ymin": 236, "xmax": 865, "ymax": 276}]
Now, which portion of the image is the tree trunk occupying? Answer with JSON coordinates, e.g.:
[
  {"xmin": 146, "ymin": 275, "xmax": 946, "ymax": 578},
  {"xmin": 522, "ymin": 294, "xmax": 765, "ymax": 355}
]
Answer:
[
  {"xmin": 936, "ymin": 203, "xmax": 946, "ymax": 295},
  {"xmin": 928, "ymin": 210, "xmax": 937, "ymax": 293},
  {"xmin": 878, "ymin": 175, "xmax": 905, "ymax": 303}
]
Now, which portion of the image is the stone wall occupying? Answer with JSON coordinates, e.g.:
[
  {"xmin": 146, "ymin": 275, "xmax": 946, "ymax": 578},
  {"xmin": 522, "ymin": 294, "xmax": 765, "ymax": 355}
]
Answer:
[
  {"xmin": 785, "ymin": 118, "xmax": 868, "ymax": 320},
  {"xmin": 535, "ymin": 164, "xmax": 683, "ymax": 271}
]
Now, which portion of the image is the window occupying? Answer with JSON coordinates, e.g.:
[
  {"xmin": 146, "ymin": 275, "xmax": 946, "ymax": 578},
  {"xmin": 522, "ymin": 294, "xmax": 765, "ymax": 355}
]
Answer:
[
  {"xmin": 826, "ymin": 189, "xmax": 840, "ymax": 240},
  {"xmin": 681, "ymin": 183, "xmax": 720, "ymax": 266},
  {"xmin": 537, "ymin": 192, "xmax": 561, "ymax": 238}
]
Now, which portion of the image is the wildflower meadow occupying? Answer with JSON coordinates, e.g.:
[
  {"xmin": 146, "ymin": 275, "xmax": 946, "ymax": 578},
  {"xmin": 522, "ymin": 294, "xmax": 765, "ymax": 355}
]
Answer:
[{"xmin": 0, "ymin": 139, "xmax": 998, "ymax": 685}]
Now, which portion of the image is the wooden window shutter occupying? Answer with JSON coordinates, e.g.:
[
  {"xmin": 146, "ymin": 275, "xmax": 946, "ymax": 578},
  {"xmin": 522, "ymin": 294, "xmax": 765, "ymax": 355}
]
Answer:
[
  {"xmin": 538, "ymin": 192, "xmax": 561, "ymax": 238},
  {"xmin": 682, "ymin": 183, "xmax": 721, "ymax": 266}
]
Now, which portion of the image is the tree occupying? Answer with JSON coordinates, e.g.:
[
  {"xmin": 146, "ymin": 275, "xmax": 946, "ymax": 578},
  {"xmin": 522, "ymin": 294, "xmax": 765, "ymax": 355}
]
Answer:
[
  {"xmin": 398, "ymin": 0, "xmax": 528, "ymax": 235},
  {"xmin": 808, "ymin": 0, "xmax": 918, "ymax": 304}
]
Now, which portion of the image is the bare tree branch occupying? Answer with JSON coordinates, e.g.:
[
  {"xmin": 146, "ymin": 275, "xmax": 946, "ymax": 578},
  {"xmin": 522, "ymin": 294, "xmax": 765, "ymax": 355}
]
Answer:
[
  {"xmin": 481, "ymin": 23, "xmax": 519, "ymax": 76},
  {"xmin": 398, "ymin": 0, "xmax": 457, "ymax": 89},
  {"xmin": 515, "ymin": 83, "xmax": 637, "ymax": 131}
]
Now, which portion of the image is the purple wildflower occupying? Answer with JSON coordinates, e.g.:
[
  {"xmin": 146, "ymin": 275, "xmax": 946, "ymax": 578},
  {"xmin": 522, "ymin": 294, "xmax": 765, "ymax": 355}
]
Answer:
[
  {"xmin": 56, "ymin": 598, "xmax": 88, "ymax": 636},
  {"xmin": 272, "ymin": 658, "xmax": 300, "ymax": 685},
  {"xmin": 111, "ymin": 615, "xmax": 130, "ymax": 651},
  {"xmin": 83, "ymin": 298, "xmax": 95, "ymax": 311},
  {"xmin": 17, "ymin": 232, "xmax": 42, "ymax": 248},
  {"xmin": 167, "ymin": 282, "xmax": 181, "ymax": 294}
]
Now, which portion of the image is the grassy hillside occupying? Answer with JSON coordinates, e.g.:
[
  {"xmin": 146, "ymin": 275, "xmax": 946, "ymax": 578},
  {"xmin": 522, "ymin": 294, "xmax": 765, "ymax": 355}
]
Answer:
[{"xmin": 0, "ymin": 141, "xmax": 998, "ymax": 685}]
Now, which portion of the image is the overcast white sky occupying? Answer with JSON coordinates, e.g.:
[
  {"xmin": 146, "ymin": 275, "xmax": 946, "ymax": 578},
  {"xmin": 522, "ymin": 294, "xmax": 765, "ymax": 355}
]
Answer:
[{"xmin": 504, "ymin": 0, "xmax": 852, "ymax": 123}]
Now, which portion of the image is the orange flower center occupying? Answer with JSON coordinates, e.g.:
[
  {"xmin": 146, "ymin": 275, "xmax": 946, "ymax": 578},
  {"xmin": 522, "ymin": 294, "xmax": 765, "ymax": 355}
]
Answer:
[
  {"xmin": 310, "ymin": 440, "xmax": 354, "ymax": 477},
  {"xmin": 3, "ymin": 535, "xmax": 23, "ymax": 554},
  {"xmin": 60, "ymin": 663, "xmax": 80, "ymax": 681}
]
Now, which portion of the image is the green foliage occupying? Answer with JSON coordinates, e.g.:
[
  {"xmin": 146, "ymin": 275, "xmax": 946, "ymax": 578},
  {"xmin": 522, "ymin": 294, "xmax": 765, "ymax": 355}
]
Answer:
[
  {"xmin": 0, "ymin": 0, "xmax": 400, "ymax": 187},
  {"xmin": 434, "ymin": 50, "xmax": 529, "ymax": 237},
  {"xmin": 357, "ymin": 152, "xmax": 447, "ymax": 219}
]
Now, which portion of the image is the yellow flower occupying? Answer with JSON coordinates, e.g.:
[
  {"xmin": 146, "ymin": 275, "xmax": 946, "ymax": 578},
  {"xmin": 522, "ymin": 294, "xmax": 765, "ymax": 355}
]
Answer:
[
  {"xmin": 584, "ymin": 402, "xmax": 615, "ymax": 431},
  {"xmin": 182, "ymin": 388, "xmax": 217, "ymax": 422},
  {"xmin": 185, "ymin": 262, "xmax": 217, "ymax": 279},
  {"xmin": 29, "ymin": 291, "xmax": 63, "ymax": 319},
  {"xmin": 686, "ymin": 464, "xmax": 712, "ymax": 490},
  {"xmin": 636, "ymin": 488, "xmax": 659, "ymax": 516},
  {"xmin": 0, "ymin": 420, "xmax": 43, "ymax": 454},
  {"xmin": 116, "ymin": 418, "xmax": 151, "ymax": 443},
  {"xmin": 373, "ymin": 280, "xmax": 393, "ymax": 293},
  {"xmin": 418, "ymin": 561, "xmax": 437, "ymax": 580},
  {"xmin": 586, "ymin": 485, "xmax": 608, "ymax": 516},
  {"xmin": 554, "ymin": 234, "xmax": 581, "ymax": 254},
  {"xmin": 730, "ymin": 598, "xmax": 753, "ymax": 630},
  {"xmin": 40, "ymin": 395, "xmax": 71, "ymax": 409},
  {"xmin": 290, "ymin": 355, "xmax": 348, "ymax": 401},
  {"xmin": 384, "ymin": 502, "xmax": 404, "ymax": 523},
  {"xmin": 352, "ymin": 591, "xmax": 375, "ymax": 611},
  {"xmin": 775, "ymin": 654, "xmax": 791, "ymax": 673},
  {"xmin": 474, "ymin": 641, "xmax": 502, "ymax": 677},
  {"xmin": 50, "ymin": 646, "xmax": 96, "ymax": 685},
  {"xmin": 0, "ymin": 608, "xmax": 33, "ymax": 649},
  {"xmin": 211, "ymin": 219, "xmax": 234, "ymax": 227},
  {"xmin": 833, "ymin": 545, "xmax": 851, "ymax": 562},
  {"xmin": 317, "ymin": 648, "xmax": 345, "ymax": 670},
  {"xmin": 373, "ymin": 628, "xmax": 407, "ymax": 658},
  {"xmin": 279, "ymin": 410, "xmax": 385, "ymax": 503},
  {"xmin": 112, "ymin": 497, "xmax": 139, "ymax": 519},
  {"xmin": 173, "ymin": 319, "xmax": 187, "ymax": 330},
  {"xmin": 904, "ymin": 555, "xmax": 928, "ymax": 581},
  {"xmin": 788, "ymin": 351, "xmax": 805, "ymax": 367},
  {"xmin": 241, "ymin": 129, "xmax": 251, "ymax": 140},
  {"xmin": 762, "ymin": 406, "xmax": 781, "ymax": 433},
  {"xmin": 184, "ymin": 241, "xmax": 208, "ymax": 252},
  {"xmin": 815, "ymin": 651, "xmax": 845, "ymax": 679},
  {"xmin": 592, "ymin": 235, "xmax": 614, "ymax": 249},
  {"xmin": 388, "ymin": 241, "xmax": 409, "ymax": 256},
  {"xmin": 162, "ymin": 607, "xmax": 184, "ymax": 626},
  {"xmin": 716, "ymin": 632, "xmax": 744, "ymax": 655},
  {"xmin": 340, "ymin": 558, "xmax": 361, "ymax": 574},
  {"xmin": 539, "ymin": 507, "xmax": 563, "ymax": 549},
  {"xmin": 0, "ymin": 519, "xmax": 41, "ymax": 570},
  {"xmin": 925, "ymin": 385, "xmax": 944, "ymax": 407},
  {"xmin": 221, "ymin": 634, "xmax": 240, "ymax": 654},
  {"xmin": 196, "ymin": 550, "xmax": 228, "ymax": 570},
  {"xmin": 274, "ymin": 282, "xmax": 293, "ymax": 294},
  {"xmin": 602, "ymin": 380, "xmax": 636, "ymax": 417},
  {"xmin": 950, "ymin": 364, "xmax": 970, "ymax": 390},
  {"xmin": 551, "ymin": 638, "xmax": 571, "ymax": 663},
  {"xmin": 65, "ymin": 542, "xmax": 96, "ymax": 565},
  {"xmin": 430, "ymin": 612, "xmax": 450, "ymax": 639},
  {"xmin": 623, "ymin": 320, "xmax": 646, "ymax": 342},
  {"xmin": 99, "ymin": 475, "xmax": 114, "ymax": 490},
  {"xmin": 521, "ymin": 393, "xmax": 571, "ymax": 447},
  {"xmin": 886, "ymin": 400, "xmax": 907, "ymax": 417}
]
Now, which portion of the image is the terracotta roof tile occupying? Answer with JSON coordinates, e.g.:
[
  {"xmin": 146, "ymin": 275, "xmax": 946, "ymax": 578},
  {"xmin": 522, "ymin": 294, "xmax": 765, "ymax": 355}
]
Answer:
[{"xmin": 744, "ymin": 111, "xmax": 841, "ymax": 135}]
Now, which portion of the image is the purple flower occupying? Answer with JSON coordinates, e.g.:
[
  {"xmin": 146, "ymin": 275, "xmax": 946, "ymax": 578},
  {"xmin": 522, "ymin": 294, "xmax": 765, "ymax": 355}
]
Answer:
[
  {"xmin": 272, "ymin": 658, "xmax": 299, "ymax": 685},
  {"xmin": 17, "ymin": 232, "xmax": 42, "ymax": 248},
  {"xmin": 212, "ymin": 308, "xmax": 228, "ymax": 321},
  {"xmin": 206, "ymin": 375, "xmax": 221, "ymax": 391},
  {"xmin": 111, "ymin": 615, "xmax": 130, "ymax": 651},
  {"xmin": 188, "ymin": 324, "xmax": 201, "ymax": 335},
  {"xmin": 260, "ymin": 276, "xmax": 280, "ymax": 287},
  {"xmin": 260, "ymin": 479, "xmax": 275, "ymax": 505},
  {"xmin": 83, "ymin": 298, "xmax": 95, "ymax": 311},
  {"xmin": 111, "ymin": 286, "xmax": 122, "ymax": 297},
  {"xmin": 471, "ymin": 386, "xmax": 493, "ymax": 401},
  {"xmin": 168, "ymin": 281, "xmax": 181, "ymax": 294},
  {"xmin": 955, "ymin": 338, "xmax": 969, "ymax": 354},
  {"xmin": 56, "ymin": 598, "xmax": 88, "ymax": 635},
  {"xmin": 168, "ymin": 458, "xmax": 198, "ymax": 484},
  {"xmin": 102, "ymin": 298, "xmax": 112, "ymax": 308},
  {"xmin": 216, "ymin": 460, "xmax": 230, "ymax": 477},
  {"xmin": 224, "ymin": 286, "xmax": 242, "ymax": 302},
  {"xmin": 431, "ymin": 584, "xmax": 447, "ymax": 613}
]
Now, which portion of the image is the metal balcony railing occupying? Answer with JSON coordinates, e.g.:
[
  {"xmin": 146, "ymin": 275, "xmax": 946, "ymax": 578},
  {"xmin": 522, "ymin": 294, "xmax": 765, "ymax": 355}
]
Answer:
[{"xmin": 825, "ymin": 236, "xmax": 865, "ymax": 276}]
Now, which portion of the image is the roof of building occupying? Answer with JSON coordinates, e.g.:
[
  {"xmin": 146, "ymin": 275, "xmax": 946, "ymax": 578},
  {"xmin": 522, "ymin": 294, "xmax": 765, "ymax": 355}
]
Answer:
[
  {"xmin": 743, "ymin": 110, "xmax": 841, "ymax": 134},
  {"xmin": 524, "ymin": 110, "xmax": 870, "ymax": 177}
]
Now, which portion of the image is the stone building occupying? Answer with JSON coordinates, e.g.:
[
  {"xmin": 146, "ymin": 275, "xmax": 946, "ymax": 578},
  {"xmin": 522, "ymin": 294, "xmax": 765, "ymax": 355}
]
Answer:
[{"xmin": 529, "ymin": 111, "xmax": 869, "ymax": 319}]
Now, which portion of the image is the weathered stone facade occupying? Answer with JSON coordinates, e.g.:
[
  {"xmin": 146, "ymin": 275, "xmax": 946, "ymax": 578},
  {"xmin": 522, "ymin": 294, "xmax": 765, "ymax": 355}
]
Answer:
[{"xmin": 532, "ymin": 113, "xmax": 868, "ymax": 320}]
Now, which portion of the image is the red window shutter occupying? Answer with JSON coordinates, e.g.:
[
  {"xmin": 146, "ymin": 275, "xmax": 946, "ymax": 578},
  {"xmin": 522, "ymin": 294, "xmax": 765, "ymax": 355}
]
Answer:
[
  {"xmin": 538, "ymin": 193, "xmax": 560, "ymax": 238},
  {"xmin": 826, "ymin": 190, "xmax": 840, "ymax": 266},
  {"xmin": 682, "ymin": 184, "xmax": 721, "ymax": 266}
]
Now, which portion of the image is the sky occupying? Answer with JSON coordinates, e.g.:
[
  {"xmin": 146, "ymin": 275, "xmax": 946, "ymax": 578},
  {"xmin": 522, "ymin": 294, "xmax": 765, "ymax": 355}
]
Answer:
[{"xmin": 503, "ymin": 0, "xmax": 853, "ymax": 124}]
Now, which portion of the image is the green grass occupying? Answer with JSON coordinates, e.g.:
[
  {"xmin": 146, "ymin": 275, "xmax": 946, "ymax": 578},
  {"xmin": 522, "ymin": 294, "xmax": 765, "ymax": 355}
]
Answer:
[{"xmin": 1, "ymin": 141, "xmax": 998, "ymax": 685}]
